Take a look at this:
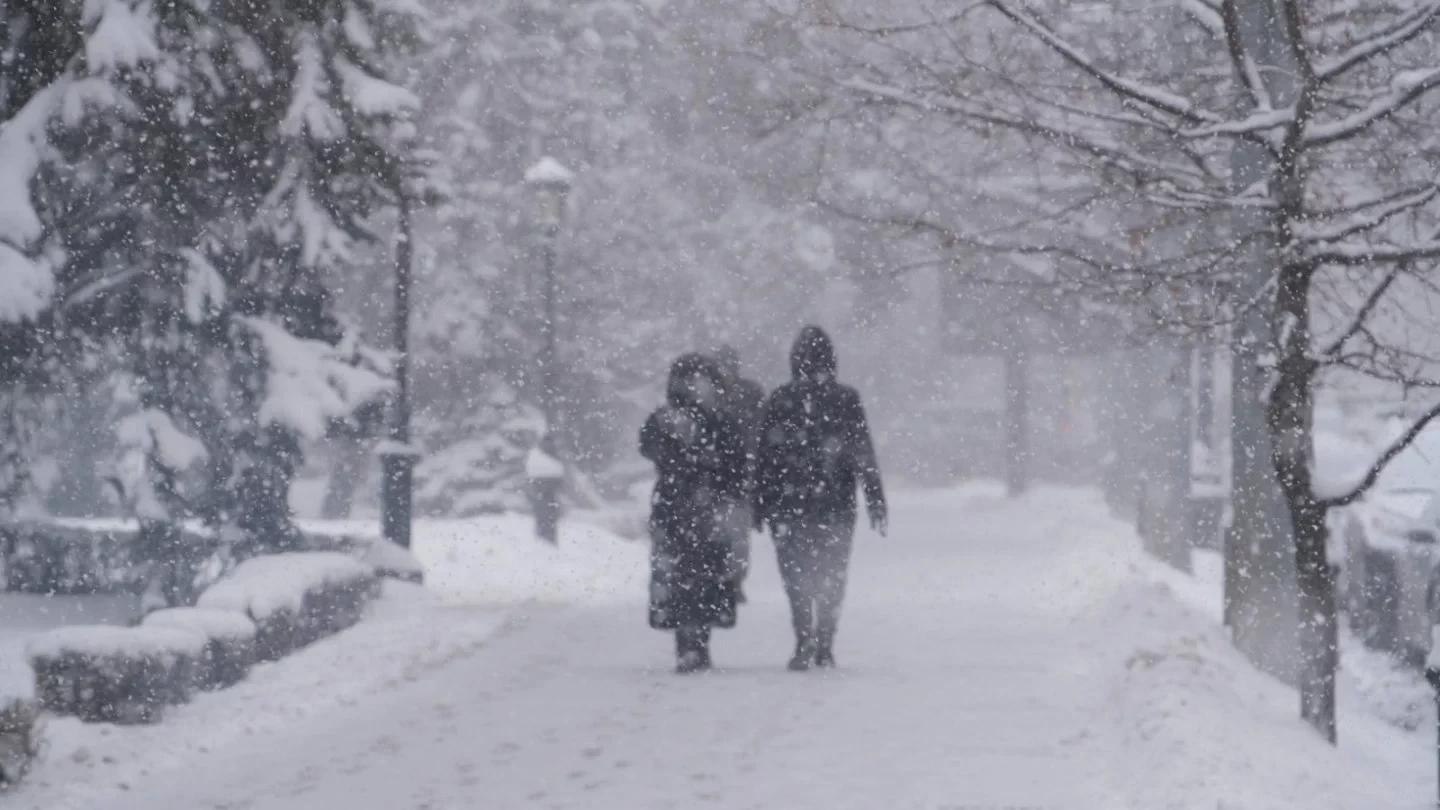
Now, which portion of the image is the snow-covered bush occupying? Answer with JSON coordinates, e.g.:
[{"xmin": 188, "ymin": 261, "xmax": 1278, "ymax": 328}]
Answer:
[
  {"xmin": 0, "ymin": 522, "xmax": 149, "ymax": 595},
  {"xmin": 0, "ymin": 699, "xmax": 40, "ymax": 788},
  {"xmin": 358, "ymin": 538, "xmax": 425, "ymax": 584},
  {"xmin": 197, "ymin": 552, "xmax": 379, "ymax": 661},
  {"xmin": 292, "ymin": 528, "xmax": 426, "ymax": 583},
  {"xmin": 27, "ymin": 625, "xmax": 207, "ymax": 724},
  {"xmin": 141, "ymin": 608, "xmax": 257, "ymax": 690}
]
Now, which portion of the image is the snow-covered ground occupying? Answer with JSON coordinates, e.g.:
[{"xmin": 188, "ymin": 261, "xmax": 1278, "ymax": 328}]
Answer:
[{"xmin": 4, "ymin": 486, "xmax": 1434, "ymax": 809}]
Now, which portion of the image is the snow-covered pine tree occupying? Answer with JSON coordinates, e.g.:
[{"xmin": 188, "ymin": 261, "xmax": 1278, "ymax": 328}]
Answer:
[
  {"xmin": 415, "ymin": 379, "xmax": 544, "ymax": 516},
  {"xmin": 0, "ymin": 0, "xmax": 166, "ymax": 516},
  {"xmin": 78, "ymin": 0, "xmax": 428, "ymax": 566}
]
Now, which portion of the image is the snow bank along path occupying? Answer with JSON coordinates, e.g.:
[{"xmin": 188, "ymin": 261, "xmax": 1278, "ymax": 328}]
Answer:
[{"xmin": 9, "ymin": 488, "xmax": 1429, "ymax": 809}]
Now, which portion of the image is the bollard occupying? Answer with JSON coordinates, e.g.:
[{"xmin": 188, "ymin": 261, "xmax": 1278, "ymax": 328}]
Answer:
[
  {"xmin": 532, "ymin": 477, "xmax": 561, "ymax": 545},
  {"xmin": 525, "ymin": 444, "xmax": 564, "ymax": 545},
  {"xmin": 1427, "ymin": 625, "xmax": 1440, "ymax": 809}
]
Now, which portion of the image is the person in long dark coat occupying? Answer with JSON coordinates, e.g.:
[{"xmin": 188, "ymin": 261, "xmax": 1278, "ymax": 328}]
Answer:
[
  {"xmin": 754, "ymin": 326, "xmax": 887, "ymax": 671},
  {"xmin": 712, "ymin": 345, "xmax": 767, "ymax": 601},
  {"xmin": 640, "ymin": 353, "xmax": 748, "ymax": 673}
]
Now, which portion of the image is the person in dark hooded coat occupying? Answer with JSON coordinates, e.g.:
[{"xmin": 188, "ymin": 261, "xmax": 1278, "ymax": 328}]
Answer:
[
  {"xmin": 754, "ymin": 326, "xmax": 887, "ymax": 671},
  {"xmin": 712, "ymin": 345, "xmax": 767, "ymax": 601},
  {"xmin": 640, "ymin": 353, "xmax": 748, "ymax": 673}
]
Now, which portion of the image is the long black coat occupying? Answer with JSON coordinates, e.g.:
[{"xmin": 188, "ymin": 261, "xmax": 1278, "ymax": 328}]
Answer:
[
  {"xmin": 640, "ymin": 355, "xmax": 747, "ymax": 630},
  {"xmin": 754, "ymin": 327, "xmax": 886, "ymax": 528}
]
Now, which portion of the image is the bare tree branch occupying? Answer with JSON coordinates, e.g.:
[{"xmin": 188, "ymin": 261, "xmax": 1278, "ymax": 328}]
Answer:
[
  {"xmin": 810, "ymin": 2, "xmax": 985, "ymax": 36},
  {"xmin": 1297, "ymin": 185, "xmax": 1440, "ymax": 244},
  {"xmin": 1308, "ymin": 240, "xmax": 1440, "ymax": 266},
  {"xmin": 1320, "ymin": 267, "xmax": 1399, "ymax": 358},
  {"xmin": 1220, "ymin": 0, "xmax": 1273, "ymax": 111},
  {"xmin": 983, "ymin": 0, "xmax": 1224, "ymax": 124},
  {"xmin": 1277, "ymin": 0, "xmax": 1316, "ymax": 87},
  {"xmin": 838, "ymin": 77, "xmax": 1207, "ymax": 189},
  {"xmin": 1315, "ymin": 2, "xmax": 1440, "ymax": 84},
  {"xmin": 1180, "ymin": 0, "xmax": 1225, "ymax": 38},
  {"xmin": 1321, "ymin": 399, "xmax": 1440, "ymax": 508},
  {"xmin": 1306, "ymin": 66, "xmax": 1440, "ymax": 147}
]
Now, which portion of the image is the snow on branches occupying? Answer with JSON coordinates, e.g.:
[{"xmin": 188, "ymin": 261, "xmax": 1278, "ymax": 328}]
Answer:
[
  {"xmin": 0, "ymin": 0, "xmax": 158, "ymax": 323},
  {"xmin": 238, "ymin": 317, "xmax": 393, "ymax": 444}
]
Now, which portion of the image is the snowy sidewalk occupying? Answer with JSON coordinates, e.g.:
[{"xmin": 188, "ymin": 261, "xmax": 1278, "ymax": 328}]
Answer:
[{"xmin": 7, "ymin": 487, "xmax": 1434, "ymax": 809}]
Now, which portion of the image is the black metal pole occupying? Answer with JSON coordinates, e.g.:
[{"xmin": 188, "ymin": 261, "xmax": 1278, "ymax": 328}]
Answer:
[
  {"xmin": 540, "ymin": 226, "xmax": 559, "ymax": 435},
  {"xmin": 381, "ymin": 193, "xmax": 415, "ymax": 549},
  {"xmin": 532, "ymin": 225, "xmax": 563, "ymax": 545},
  {"xmin": 1004, "ymin": 343, "xmax": 1029, "ymax": 497},
  {"xmin": 1428, "ymin": 653, "xmax": 1440, "ymax": 809}
]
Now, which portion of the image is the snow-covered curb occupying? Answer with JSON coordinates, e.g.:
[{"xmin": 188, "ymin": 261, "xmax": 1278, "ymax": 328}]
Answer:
[
  {"xmin": 1080, "ymin": 578, "xmax": 1424, "ymax": 809},
  {"xmin": 8, "ymin": 583, "xmax": 512, "ymax": 810},
  {"xmin": 19, "ymin": 551, "xmax": 380, "ymax": 740},
  {"xmin": 1079, "ymin": 522, "xmax": 1433, "ymax": 809}
]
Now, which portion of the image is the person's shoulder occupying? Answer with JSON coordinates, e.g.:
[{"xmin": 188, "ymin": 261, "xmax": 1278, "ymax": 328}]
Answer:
[{"xmin": 765, "ymin": 381, "xmax": 800, "ymax": 403}]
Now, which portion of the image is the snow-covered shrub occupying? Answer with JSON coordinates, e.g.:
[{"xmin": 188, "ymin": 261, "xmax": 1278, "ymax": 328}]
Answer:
[
  {"xmin": 0, "ymin": 699, "xmax": 40, "ymax": 788},
  {"xmin": 0, "ymin": 522, "xmax": 149, "ymax": 595},
  {"xmin": 197, "ymin": 552, "xmax": 378, "ymax": 661},
  {"xmin": 141, "ymin": 607, "xmax": 257, "ymax": 690},
  {"xmin": 299, "ymin": 530, "xmax": 425, "ymax": 584},
  {"xmin": 27, "ymin": 625, "xmax": 207, "ymax": 724},
  {"xmin": 0, "ymin": 520, "xmax": 221, "ymax": 597},
  {"xmin": 357, "ymin": 538, "xmax": 424, "ymax": 584}
]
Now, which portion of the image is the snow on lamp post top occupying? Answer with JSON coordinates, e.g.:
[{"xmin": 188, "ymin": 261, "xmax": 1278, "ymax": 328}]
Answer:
[
  {"xmin": 524, "ymin": 156, "xmax": 574, "ymax": 189},
  {"xmin": 525, "ymin": 157, "xmax": 573, "ymax": 228}
]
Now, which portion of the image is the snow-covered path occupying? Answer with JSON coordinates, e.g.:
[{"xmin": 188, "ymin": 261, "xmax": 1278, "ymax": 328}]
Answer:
[{"xmin": 11, "ymin": 487, "xmax": 1431, "ymax": 809}]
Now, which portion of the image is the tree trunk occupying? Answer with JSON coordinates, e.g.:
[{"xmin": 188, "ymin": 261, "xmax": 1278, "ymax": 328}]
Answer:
[
  {"xmin": 1004, "ymin": 345, "xmax": 1030, "ymax": 497},
  {"xmin": 1142, "ymin": 344, "xmax": 1193, "ymax": 573},
  {"xmin": 1225, "ymin": 0, "xmax": 1302, "ymax": 689},
  {"xmin": 321, "ymin": 438, "xmax": 368, "ymax": 520},
  {"xmin": 1268, "ymin": 263, "xmax": 1337, "ymax": 742},
  {"xmin": 1292, "ymin": 497, "xmax": 1338, "ymax": 743}
]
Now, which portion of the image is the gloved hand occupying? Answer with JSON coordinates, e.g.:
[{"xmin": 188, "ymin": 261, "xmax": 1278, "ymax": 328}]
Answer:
[
  {"xmin": 658, "ymin": 407, "xmax": 698, "ymax": 445},
  {"xmin": 869, "ymin": 502, "xmax": 888, "ymax": 537}
]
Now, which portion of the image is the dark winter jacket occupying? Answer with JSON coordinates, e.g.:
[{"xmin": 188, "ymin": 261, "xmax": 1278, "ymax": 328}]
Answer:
[
  {"xmin": 720, "ymin": 379, "xmax": 765, "ymax": 496},
  {"xmin": 722, "ymin": 376, "xmax": 766, "ymax": 451},
  {"xmin": 640, "ymin": 353, "xmax": 747, "ymax": 629},
  {"xmin": 753, "ymin": 327, "xmax": 886, "ymax": 528}
]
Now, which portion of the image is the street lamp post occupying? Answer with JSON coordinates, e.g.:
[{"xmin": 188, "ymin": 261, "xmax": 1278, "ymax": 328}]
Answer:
[
  {"xmin": 524, "ymin": 157, "xmax": 573, "ymax": 543},
  {"xmin": 525, "ymin": 157, "xmax": 574, "ymax": 434},
  {"xmin": 380, "ymin": 190, "xmax": 420, "ymax": 550}
]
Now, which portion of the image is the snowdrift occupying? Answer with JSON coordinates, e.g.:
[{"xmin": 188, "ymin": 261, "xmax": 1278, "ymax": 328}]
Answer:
[{"xmin": 410, "ymin": 514, "xmax": 648, "ymax": 605}]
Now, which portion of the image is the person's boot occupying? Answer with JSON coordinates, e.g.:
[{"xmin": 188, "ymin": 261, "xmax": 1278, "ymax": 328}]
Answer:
[
  {"xmin": 676, "ymin": 627, "xmax": 711, "ymax": 674},
  {"xmin": 814, "ymin": 639, "xmax": 835, "ymax": 669},
  {"xmin": 787, "ymin": 636, "xmax": 816, "ymax": 671},
  {"xmin": 815, "ymin": 624, "xmax": 836, "ymax": 669}
]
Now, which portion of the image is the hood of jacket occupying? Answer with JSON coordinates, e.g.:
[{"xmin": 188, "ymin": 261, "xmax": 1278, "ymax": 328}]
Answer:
[
  {"xmin": 667, "ymin": 352, "xmax": 726, "ymax": 410},
  {"xmin": 790, "ymin": 325, "xmax": 837, "ymax": 381}
]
